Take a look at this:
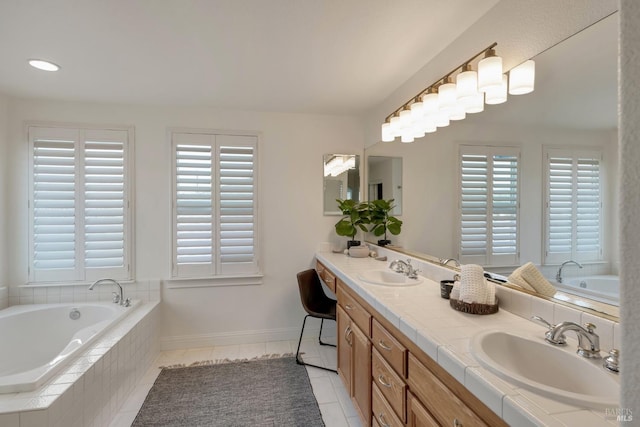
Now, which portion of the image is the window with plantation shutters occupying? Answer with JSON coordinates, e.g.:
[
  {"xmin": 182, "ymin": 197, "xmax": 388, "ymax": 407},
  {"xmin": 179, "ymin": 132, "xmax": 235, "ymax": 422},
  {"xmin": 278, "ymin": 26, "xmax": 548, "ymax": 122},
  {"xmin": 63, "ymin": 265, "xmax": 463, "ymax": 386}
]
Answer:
[
  {"xmin": 172, "ymin": 131, "xmax": 259, "ymax": 279},
  {"xmin": 544, "ymin": 147, "xmax": 602, "ymax": 264},
  {"xmin": 29, "ymin": 126, "xmax": 132, "ymax": 283},
  {"xmin": 458, "ymin": 145, "xmax": 520, "ymax": 266}
]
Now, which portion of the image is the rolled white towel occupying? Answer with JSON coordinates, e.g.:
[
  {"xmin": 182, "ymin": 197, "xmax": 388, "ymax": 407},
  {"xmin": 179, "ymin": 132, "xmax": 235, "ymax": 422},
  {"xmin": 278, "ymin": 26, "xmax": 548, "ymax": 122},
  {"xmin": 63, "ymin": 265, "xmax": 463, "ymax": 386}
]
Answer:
[
  {"xmin": 450, "ymin": 280, "xmax": 461, "ymax": 300},
  {"xmin": 507, "ymin": 268, "xmax": 537, "ymax": 292},
  {"xmin": 460, "ymin": 264, "xmax": 487, "ymax": 304},
  {"xmin": 485, "ymin": 279, "xmax": 496, "ymax": 305},
  {"xmin": 519, "ymin": 262, "xmax": 557, "ymax": 297}
]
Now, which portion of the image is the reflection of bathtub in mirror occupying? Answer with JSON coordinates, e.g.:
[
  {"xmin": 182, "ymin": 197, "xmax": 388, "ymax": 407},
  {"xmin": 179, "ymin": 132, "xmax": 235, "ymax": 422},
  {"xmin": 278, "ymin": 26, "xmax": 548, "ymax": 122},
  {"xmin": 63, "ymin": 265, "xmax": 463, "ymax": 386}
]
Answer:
[{"xmin": 554, "ymin": 275, "xmax": 619, "ymax": 306}]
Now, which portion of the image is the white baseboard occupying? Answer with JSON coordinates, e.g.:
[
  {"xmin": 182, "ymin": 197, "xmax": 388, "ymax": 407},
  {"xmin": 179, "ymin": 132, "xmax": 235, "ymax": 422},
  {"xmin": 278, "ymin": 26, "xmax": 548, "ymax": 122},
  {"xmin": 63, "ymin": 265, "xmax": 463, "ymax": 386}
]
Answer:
[{"xmin": 160, "ymin": 321, "xmax": 337, "ymax": 351}]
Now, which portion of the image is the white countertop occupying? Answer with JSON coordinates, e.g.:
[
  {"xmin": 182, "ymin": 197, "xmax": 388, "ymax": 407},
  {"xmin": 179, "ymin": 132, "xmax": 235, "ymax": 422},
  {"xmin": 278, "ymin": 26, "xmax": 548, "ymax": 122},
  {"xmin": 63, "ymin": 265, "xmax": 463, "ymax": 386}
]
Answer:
[{"xmin": 316, "ymin": 250, "xmax": 619, "ymax": 427}]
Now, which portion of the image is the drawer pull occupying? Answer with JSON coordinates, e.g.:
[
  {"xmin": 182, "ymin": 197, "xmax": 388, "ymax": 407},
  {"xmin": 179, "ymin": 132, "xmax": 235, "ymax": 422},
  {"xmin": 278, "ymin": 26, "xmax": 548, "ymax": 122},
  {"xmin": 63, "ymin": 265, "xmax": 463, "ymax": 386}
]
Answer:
[
  {"xmin": 378, "ymin": 340, "xmax": 392, "ymax": 351},
  {"xmin": 377, "ymin": 374, "xmax": 392, "ymax": 388},
  {"xmin": 345, "ymin": 304, "xmax": 354, "ymax": 310},
  {"xmin": 344, "ymin": 326, "xmax": 353, "ymax": 345},
  {"xmin": 453, "ymin": 418, "xmax": 462, "ymax": 427},
  {"xmin": 377, "ymin": 413, "xmax": 391, "ymax": 427}
]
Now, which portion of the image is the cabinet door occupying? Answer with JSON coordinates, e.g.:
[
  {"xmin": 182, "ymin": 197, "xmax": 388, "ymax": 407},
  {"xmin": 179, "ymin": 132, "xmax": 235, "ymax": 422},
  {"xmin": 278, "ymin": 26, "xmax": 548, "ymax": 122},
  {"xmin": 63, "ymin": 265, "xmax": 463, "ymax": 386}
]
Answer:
[
  {"xmin": 351, "ymin": 322, "xmax": 372, "ymax": 425},
  {"xmin": 408, "ymin": 353, "xmax": 488, "ymax": 427},
  {"xmin": 337, "ymin": 305, "xmax": 352, "ymax": 390},
  {"xmin": 408, "ymin": 392, "xmax": 439, "ymax": 427}
]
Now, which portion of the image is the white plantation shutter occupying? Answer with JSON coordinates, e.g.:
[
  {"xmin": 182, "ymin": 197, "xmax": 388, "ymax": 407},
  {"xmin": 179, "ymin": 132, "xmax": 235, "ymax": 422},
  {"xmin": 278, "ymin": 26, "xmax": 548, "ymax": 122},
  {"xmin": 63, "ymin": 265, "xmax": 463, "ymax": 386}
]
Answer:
[
  {"xmin": 459, "ymin": 146, "xmax": 519, "ymax": 266},
  {"xmin": 544, "ymin": 148, "xmax": 602, "ymax": 263},
  {"xmin": 83, "ymin": 130, "xmax": 128, "ymax": 280},
  {"xmin": 218, "ymin": 139, "xmax": 256, "ymax": 274},
  {"xmin": 29, "ymin": 126, "xmax": 132, "ymax": 283},
  {"xmin": 31, "ymin": 128, "xmax": 78, "ymax": 282},
  {"xmin": 172, "ymin": 132, "xmax": 259, "ymax": 278}
]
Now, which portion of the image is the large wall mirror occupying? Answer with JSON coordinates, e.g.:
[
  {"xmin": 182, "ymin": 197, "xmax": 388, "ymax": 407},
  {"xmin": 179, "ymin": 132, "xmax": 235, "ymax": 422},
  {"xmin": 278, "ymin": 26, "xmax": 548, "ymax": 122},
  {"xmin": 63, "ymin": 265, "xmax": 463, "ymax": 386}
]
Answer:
[
  {"xmin": 367, "ymin": 156, "xmax": 403, "ymax": 215},
  {"xmin": 323, "ymin": 154, "xmax": 360, "ymax": 215},
  {"xmin": 365, "ymin": 12, "xmax": 619, "ymax": 318}
]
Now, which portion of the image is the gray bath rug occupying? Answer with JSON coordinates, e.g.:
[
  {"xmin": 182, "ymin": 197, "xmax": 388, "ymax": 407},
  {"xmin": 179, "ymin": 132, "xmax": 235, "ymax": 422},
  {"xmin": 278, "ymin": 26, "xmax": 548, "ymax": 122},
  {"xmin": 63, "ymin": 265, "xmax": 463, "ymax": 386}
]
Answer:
[{"xmin": 132, "ymin": 356, "xmax": 325, "ymax": 427}]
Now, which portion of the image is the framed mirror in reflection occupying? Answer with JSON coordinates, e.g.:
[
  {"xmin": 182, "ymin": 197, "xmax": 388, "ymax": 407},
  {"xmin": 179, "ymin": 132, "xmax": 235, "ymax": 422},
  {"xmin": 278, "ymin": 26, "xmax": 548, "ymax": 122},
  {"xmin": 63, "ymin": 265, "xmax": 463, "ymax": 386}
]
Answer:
[
  {"xmin": 323, "ymin": 154, "xmax": 360, "ymax": 215},
  {"xmin": 364, "ymin": 13, "xmax": 619, "ymax": 318},
  {"xmin": 367, "ymin": 156, "xmax": 403, "ymax": 215}
]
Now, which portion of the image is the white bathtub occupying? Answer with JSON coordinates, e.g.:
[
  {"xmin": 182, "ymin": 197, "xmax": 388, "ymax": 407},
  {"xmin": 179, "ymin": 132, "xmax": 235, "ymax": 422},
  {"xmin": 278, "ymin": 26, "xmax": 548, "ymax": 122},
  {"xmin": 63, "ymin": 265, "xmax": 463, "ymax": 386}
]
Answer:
[
  {"xmin": 555, "ymin": 275, "xmax": 619, "ymax": 305},
  {"xmin": 0, "ymin": 301, "xmax": 137, "ymax": 393}
]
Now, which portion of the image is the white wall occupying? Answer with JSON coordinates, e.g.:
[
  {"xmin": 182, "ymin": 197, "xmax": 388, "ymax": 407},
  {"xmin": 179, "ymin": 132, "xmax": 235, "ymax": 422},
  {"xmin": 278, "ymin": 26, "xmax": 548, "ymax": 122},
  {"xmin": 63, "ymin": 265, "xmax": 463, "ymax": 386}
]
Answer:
[
  {"xmin": 366, "ymin": 122, "xmax": 617, "ymax": 271},
  {"xmin": 620, "ymin": 0, "xmax": 640, "ymax": 416},
  {"xmin": 5, "ymin": 98, "xmax": 364, "ymax": 345},
  {"xmin": 0, "ymin": 93, "xmax": 8, "ymax": 308}
]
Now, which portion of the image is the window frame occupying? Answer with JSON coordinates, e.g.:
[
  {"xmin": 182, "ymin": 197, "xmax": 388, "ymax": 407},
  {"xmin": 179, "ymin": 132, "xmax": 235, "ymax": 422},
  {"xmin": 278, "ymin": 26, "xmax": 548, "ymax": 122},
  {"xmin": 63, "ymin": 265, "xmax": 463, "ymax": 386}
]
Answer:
[
  {"xmin": 27, "ymin": 123, "xmax": 135, "ymax": 284},
  {"xmin": 170, "ymin": 128, "xmax": 261, "ymax": 284},
  {"xmin": 457, "ymin": 144, "xmax": 521, "ymax": 267},
  {"xmin": 543, "ymin": 146, "xmax": 604, "ymax": 265}
]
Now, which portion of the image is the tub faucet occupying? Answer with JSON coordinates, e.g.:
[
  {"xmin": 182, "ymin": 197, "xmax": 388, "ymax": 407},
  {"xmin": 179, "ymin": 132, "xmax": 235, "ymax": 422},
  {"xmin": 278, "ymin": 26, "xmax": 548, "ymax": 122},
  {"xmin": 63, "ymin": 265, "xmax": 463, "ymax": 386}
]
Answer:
[
  {"xmin": 555, "ymin": 260, "xmax": 583, "ymax": 283},
  {"xmin": 89, "ymin": 278, "xmax": 129, "ymax": 306},
  {"xmin": 546, "ymin": 321, "xmax": 601, "ymax": 359}
]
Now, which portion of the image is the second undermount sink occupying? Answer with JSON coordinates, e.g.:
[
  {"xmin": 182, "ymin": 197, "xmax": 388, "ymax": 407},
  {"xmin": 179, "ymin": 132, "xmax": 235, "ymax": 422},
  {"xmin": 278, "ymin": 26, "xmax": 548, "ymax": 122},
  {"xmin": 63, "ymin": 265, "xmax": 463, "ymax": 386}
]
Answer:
[
  {"xmin": 470, "ymin": 330, "xmax": 619, "ymax": 409},
  {"xmin": 357, "ymin": 270, "xmax": 423, "ymax": 286}
]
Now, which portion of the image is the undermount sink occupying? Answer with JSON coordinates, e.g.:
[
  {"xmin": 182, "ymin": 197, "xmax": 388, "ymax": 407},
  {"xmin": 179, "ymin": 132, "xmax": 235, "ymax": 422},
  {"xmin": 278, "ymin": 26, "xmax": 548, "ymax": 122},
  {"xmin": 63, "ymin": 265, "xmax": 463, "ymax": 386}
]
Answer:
[
  {"xmin": 470, "ymin": 330, "xmax": 619, "ymax": 409},
  {"xmin": 357, "ymin": 270, "xmax": 423, "ymax": 286}
]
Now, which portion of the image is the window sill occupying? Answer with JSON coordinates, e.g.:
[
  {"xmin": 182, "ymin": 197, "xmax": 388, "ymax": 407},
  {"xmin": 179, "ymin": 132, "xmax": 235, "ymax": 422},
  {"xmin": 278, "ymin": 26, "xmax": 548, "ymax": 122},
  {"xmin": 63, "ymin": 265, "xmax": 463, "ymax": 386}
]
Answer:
[{"xmin": 166, "ymin": 274, "xmax": 264, "ymax": 289}]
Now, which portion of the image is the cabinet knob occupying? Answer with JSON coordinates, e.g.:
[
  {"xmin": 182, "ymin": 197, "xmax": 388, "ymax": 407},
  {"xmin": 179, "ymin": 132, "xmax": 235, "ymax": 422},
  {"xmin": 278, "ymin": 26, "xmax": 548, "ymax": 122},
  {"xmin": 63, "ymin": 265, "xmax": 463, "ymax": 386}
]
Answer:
[{"xmin": 453, "ymin": 418, "xmax": 462, "ymax": 427}]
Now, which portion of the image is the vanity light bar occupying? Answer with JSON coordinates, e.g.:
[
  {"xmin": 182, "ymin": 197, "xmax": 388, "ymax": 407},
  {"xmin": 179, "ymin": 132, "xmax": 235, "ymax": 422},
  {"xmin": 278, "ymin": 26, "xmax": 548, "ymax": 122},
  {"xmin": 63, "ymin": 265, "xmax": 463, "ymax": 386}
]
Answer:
[{"xmin": 381, "ymin": 43, "xmax": 535, "ymax": 143}]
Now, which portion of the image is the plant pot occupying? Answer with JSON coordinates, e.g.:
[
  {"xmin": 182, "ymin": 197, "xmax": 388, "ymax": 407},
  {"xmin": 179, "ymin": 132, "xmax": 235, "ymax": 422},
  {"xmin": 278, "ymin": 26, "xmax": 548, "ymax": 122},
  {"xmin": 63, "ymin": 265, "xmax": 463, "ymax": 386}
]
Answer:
[
  {"xmin": 377, "ymin": 239, "xmax": 391, "ymax": 246},
  {"xmin": 347, "ymin": 240, "xmax": 361, "ymax": 249}
]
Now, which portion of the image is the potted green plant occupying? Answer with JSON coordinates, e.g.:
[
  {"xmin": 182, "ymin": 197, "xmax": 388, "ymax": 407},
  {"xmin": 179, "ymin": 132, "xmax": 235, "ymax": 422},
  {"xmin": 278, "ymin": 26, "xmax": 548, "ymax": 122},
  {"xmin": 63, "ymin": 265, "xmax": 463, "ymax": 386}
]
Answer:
[
  {"xmin": 334, "ymin": 199, "xmax": 370, "ymax": 248},
  {"xmin": 369, "ymin": 199, "xmax": 402, "ymax": 246}
]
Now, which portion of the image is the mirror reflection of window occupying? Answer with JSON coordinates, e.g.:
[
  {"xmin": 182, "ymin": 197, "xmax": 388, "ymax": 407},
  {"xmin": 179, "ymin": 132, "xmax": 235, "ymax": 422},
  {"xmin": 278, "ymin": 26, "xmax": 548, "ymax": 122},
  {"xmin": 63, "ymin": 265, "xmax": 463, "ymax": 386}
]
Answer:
[{"xmin": 323, "ymin": 154, "xmax": 360, "ymax": 215}]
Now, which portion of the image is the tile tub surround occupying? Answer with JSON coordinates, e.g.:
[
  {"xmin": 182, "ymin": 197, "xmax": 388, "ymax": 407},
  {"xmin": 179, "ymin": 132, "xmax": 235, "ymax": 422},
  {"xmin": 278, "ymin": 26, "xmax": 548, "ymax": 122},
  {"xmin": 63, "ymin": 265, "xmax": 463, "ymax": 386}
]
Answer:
[
  {"xmin": 0, "ymin": 301, "xmax": 160, "ymax": 427},
  {"xmin": 316, "ymin": 250, "xmax": 620, "ymax": 426},
  {"xmin": 9, "ymin": 280, "xmax": 161, "ymax": 306}
]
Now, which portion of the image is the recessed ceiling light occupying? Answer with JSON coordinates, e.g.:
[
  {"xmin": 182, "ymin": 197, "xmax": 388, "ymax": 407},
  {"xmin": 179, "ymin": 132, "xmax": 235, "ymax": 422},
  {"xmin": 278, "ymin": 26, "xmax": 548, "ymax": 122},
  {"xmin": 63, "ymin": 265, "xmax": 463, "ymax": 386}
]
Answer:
[{"xmin": 28, "ymin": 59, "xmax": 60, "ymax": 72}]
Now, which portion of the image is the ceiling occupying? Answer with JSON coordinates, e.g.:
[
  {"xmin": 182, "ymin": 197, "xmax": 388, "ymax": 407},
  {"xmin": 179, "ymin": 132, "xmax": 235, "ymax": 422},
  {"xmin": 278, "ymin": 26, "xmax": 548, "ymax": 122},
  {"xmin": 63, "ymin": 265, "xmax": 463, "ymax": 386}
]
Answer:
[{"xmin": 0, "ymin": 0, "xmax": 499, "ymax": 114}]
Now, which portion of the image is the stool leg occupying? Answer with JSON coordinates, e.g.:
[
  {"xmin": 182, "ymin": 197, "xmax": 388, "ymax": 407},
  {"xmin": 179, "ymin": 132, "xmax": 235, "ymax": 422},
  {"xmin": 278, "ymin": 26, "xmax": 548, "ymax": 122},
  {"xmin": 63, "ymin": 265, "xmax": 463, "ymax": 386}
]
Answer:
[
  {"xmin": 296, "ymin": 315, "xmax": 337, "ymax": 373},
  {"xmin": 318, "ymin": 318, "xmax": 336, "ymax": 347}
]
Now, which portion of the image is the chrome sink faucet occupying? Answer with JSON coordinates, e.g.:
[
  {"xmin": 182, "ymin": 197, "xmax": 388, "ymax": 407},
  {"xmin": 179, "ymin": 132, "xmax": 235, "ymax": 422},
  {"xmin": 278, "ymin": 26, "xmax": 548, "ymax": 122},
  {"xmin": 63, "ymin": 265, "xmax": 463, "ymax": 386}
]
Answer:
[
  {"xmin": 89, "ymin": 278, "xmax": 130, "ymax": 306},
  {"xmin": 555, "ymin": 260, "xmax": 583, "ymax": 283},
  {"xmin": 440, "ymin": 258, "xmax": 460, "ymax": 267},
  {"xmin": 389, "ymin": 259, "xmax": 420, "ymax": 279},
  {"xmin": 532, "ymin": 316, "xmax": 600, "ymax": 358}
]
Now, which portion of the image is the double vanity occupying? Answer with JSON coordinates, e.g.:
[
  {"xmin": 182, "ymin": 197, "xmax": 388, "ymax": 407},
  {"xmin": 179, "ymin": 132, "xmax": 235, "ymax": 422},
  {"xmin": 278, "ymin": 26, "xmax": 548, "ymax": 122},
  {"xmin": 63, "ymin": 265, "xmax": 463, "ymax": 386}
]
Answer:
[{"xmin": 315, "ymin": 247, "xmax": 620, "ymax": 426}]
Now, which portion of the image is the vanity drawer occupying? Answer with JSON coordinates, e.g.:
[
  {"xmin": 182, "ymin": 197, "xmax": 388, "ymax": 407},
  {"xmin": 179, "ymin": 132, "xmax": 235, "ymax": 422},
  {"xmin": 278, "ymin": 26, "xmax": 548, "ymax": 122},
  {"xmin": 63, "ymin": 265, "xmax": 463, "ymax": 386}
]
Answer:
[
  {"xmin": 372, "ymin": 348, "xmax": 406, "ymax": 422},
  {"xmin": 372, "ymin": 318, "xmax": 407, "ymax": 377},
  {"xmin": 316, "ymin": 261, "xmax": 336, "ymax": 293},
  {"xmin": 408, "ymin": 353, "xmax": 488, "ymax": 427},
  {"xmin": 372, "ymin": 383, "xmax": 404, "ymax": 427},
  {"xmin": 337, "ymin": 281, "xmax": 371, "ymax": 336}
]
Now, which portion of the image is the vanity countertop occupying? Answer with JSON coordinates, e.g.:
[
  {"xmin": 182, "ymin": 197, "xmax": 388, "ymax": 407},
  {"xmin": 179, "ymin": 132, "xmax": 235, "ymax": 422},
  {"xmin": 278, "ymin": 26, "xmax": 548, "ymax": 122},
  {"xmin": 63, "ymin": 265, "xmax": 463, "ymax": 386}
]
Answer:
[{"xmin": 316, "ymin": 250, "xmax": 619, "ymax": 427}]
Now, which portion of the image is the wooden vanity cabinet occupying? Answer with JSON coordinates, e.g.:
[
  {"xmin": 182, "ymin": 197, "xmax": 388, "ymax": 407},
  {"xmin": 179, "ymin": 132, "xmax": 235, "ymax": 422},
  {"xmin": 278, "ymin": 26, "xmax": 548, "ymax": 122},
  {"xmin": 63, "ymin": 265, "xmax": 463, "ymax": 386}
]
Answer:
[
  {"xmin": 327, "ymin": 261, "xmax": 507, "ymax": 427},
  {"xmin": 336, "ymin": 288, "xmax": 372, "ymax": 425}
]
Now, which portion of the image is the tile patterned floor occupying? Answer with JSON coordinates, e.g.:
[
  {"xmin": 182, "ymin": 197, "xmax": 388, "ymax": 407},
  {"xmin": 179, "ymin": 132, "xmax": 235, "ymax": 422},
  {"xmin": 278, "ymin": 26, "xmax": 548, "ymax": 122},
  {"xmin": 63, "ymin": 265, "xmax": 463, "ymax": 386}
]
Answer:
[{"xmin": 108, "ymin": 337, "xmax": 362, "ymax": 427}]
